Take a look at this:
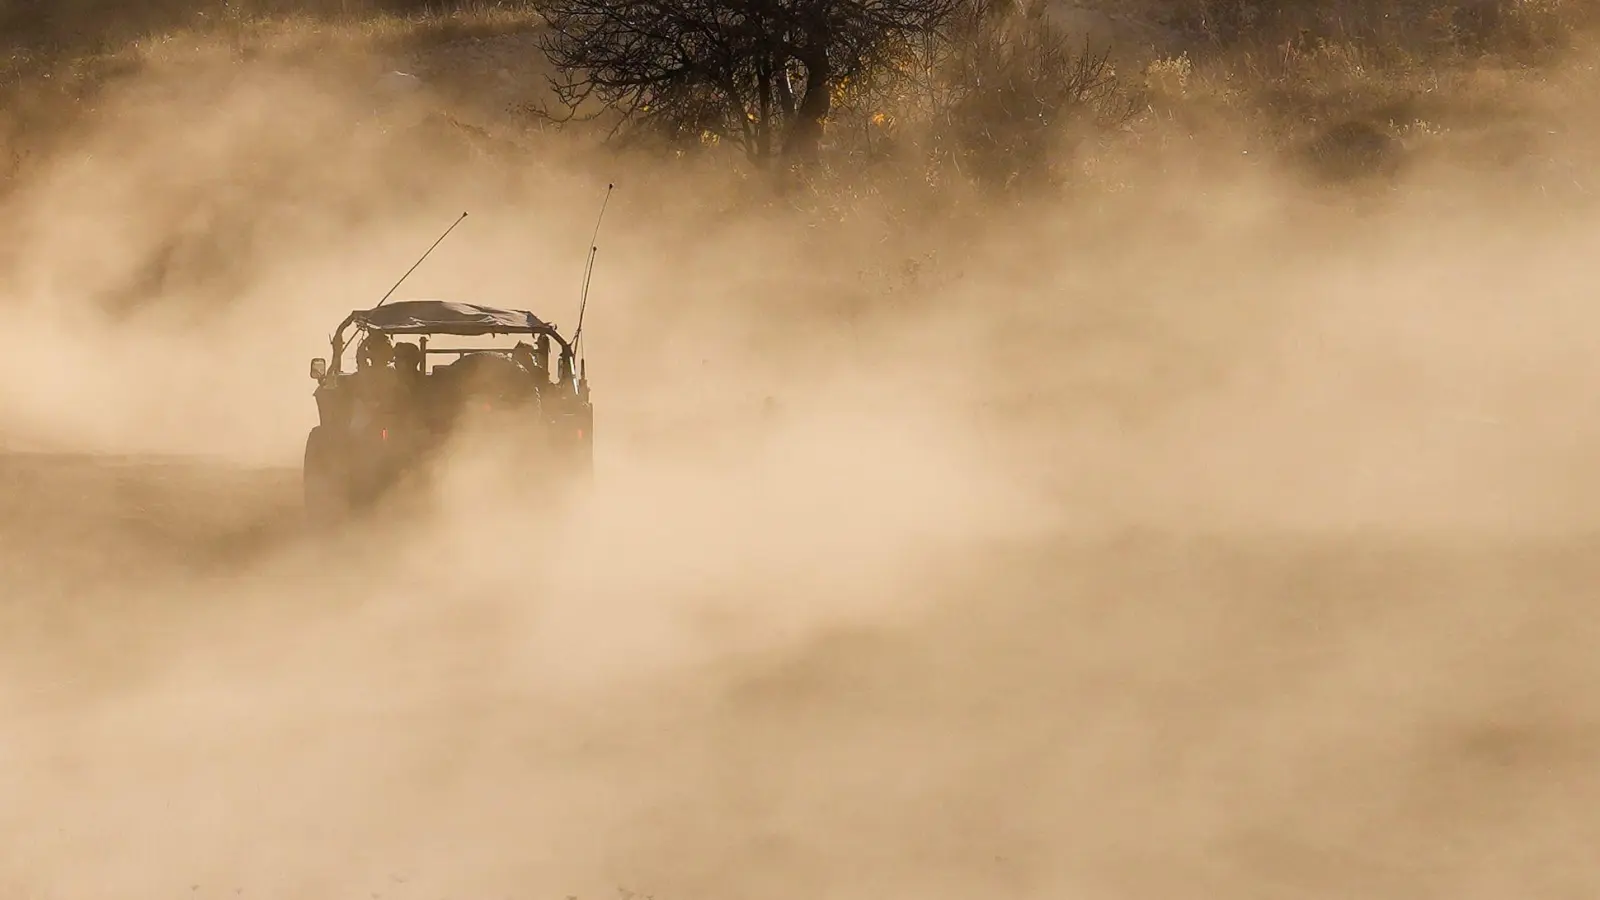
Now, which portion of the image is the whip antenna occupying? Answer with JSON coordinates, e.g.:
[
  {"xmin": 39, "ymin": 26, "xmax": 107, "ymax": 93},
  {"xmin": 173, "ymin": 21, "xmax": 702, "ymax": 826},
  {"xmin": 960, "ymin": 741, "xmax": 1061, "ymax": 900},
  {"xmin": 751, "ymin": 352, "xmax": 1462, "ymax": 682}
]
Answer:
[
  {"xmin": 572, "ymin": 183, "xmax": 614, "ymax": 353},
  {"xmin": 375, "ymin": 211, "xmax": 468, "ymax": 309}
]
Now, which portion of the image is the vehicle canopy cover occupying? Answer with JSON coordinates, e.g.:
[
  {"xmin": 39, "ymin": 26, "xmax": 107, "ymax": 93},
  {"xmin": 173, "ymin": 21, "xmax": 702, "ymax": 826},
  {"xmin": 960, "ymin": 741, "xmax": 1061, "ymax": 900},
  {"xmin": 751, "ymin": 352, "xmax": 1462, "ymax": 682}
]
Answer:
[{"xmin": 351, "ymin": 300, "xmax": 556, "ymax": 336}]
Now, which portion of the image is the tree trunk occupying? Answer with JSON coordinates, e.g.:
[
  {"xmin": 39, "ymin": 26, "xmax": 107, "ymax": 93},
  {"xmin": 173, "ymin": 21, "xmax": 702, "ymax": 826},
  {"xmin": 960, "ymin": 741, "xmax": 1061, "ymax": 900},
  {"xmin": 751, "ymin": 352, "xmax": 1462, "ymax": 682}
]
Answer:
[
  {"xmin": 756, "ymin": 54, "xmax": 774, "ymax": 164},
  {"xmin": 782, "ymin": 52, "xmax": 831, "ymax": 163}
]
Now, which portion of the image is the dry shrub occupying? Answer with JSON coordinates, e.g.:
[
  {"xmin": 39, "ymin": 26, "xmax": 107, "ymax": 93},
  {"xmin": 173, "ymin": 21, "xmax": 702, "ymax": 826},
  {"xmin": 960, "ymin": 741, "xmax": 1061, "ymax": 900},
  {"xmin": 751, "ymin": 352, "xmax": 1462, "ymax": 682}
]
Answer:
[
  {"xmin": 928, "ymin": 0, "xmax": 1142, "ymax": 192},
  {"xmin": 814, "ymin": 0, "xmax": 1143, "ymax": 204}
]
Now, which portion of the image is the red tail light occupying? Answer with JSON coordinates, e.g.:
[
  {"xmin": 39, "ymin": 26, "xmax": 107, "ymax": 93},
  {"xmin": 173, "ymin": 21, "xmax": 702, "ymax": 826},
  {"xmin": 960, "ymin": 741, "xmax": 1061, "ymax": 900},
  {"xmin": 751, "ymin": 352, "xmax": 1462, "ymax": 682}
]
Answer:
[{"xmin": 380, "ymin": 428, "xmax": 388, "ymax": 441}]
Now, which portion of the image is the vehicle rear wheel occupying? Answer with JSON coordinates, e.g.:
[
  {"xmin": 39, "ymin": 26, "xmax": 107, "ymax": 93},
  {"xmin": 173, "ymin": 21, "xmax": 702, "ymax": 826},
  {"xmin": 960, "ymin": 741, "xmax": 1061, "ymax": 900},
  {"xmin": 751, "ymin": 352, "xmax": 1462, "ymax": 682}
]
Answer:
[{"xmin": 303, "ymin": 425, "xmax": 350, "ymax": 524}]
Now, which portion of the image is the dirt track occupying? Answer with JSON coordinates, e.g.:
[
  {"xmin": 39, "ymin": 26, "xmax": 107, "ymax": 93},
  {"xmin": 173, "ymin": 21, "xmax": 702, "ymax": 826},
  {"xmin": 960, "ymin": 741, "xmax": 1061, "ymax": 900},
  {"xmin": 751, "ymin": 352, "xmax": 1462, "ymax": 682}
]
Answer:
[
  {"xmin": 3, "ymin": 448, "xmax": 1598, "ymax": 898},
  {"xmin": 0, "ymin": 450, "xmax": 301, "ymax": 571}
]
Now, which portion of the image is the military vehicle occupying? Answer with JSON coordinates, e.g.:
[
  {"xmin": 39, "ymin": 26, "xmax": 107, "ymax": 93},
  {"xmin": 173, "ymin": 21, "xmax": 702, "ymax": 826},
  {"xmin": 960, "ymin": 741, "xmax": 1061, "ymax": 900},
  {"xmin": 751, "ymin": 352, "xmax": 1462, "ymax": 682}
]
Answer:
[{"xmin": 303, "ymin": 298, "xmax": 594, "ymax": 519}]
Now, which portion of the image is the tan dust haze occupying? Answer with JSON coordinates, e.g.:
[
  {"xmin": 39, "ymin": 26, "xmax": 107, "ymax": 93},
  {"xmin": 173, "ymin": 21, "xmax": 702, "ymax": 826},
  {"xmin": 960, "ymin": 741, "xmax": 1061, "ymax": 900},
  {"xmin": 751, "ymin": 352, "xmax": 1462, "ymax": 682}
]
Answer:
[{"xmin": 2, "ymin": 31, "xmax": 1599, "ymax": 900}]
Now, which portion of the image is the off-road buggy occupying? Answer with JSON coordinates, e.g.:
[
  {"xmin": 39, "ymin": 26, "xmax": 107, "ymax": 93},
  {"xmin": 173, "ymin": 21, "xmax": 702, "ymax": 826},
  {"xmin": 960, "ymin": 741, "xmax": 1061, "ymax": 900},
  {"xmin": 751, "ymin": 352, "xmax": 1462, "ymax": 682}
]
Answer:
[{"xmin": 303, "ymin": 299, "xmax": 594, "ymax": 519}]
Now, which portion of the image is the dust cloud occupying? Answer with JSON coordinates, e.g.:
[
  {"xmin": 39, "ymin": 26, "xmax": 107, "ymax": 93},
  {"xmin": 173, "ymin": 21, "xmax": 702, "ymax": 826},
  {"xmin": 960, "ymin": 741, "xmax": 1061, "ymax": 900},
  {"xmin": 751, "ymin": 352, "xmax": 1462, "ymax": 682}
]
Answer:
[{"xmin": 2, "ymin": 28, "xmax": 1600, "ymax": 900}]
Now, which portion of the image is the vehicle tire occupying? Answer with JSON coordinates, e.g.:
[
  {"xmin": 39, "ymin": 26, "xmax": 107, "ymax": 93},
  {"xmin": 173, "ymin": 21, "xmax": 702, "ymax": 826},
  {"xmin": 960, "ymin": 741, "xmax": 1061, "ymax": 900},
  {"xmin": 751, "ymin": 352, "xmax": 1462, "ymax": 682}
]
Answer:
[{"xmin": 303, "ymin": 425, "xmax": 350, "ymax": 524}]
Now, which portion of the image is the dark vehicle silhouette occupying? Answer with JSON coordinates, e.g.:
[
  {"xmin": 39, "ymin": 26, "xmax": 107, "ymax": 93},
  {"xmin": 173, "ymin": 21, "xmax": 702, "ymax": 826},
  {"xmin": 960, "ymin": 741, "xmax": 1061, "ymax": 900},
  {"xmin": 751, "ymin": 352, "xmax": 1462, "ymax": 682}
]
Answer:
[{"xmin": 303, "ymin": 299, "xmax": 594, "ymax": 519}]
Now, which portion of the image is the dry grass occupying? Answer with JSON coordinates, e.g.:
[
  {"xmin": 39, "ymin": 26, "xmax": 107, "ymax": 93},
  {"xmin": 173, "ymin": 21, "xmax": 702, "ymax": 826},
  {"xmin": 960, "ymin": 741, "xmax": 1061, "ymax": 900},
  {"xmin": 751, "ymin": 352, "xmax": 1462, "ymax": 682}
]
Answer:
[
  {"xmin": 1155, "ymin": 0, "xmax": 1597, "ymax": 56},
  {"xmin": 1107, "ymin": 0, "xmax": 1600, "ymax": 193}
]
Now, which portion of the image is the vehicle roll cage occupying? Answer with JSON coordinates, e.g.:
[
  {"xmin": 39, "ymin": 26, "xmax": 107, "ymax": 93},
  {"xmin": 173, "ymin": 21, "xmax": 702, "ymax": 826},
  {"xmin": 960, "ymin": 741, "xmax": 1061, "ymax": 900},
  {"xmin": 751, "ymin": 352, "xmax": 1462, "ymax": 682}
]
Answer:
[{"xmin": 327, "ymin": 313, "xmax": 580, "ymax": 379}]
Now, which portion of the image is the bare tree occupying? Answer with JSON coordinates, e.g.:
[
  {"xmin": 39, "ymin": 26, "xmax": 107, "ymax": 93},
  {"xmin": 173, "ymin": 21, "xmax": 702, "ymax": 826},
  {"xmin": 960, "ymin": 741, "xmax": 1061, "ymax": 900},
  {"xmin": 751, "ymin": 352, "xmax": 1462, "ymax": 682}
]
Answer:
[{"xmin": 528, "ymin": 0, "xmax": 964, "ymax": 167}]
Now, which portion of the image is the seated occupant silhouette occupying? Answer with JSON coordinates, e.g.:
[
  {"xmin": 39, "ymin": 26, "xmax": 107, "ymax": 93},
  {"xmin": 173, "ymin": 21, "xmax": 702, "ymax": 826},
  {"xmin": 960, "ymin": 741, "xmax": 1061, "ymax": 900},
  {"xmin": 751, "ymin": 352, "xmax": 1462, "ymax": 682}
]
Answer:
[
  {"xmin": 357, "ymin": 332, "xmax": 393, "ymax": 372},
  {"xmin": 388, "ymin": 341, "xmax": 429, "ymax": 430},
  {"xmin": 352, "ymin": 332, "xmax": 403, "ymax": 433},
  {"xmin": 392, "ymin": 341, "xmax": 423, "ymax": 378},
  {"xmin": 513, "ymin": 341, "xmax": 545, "ymax": 381},
  {"xmin": 512, "ymin": 339, "xmax": 553, "ymax": 408}
]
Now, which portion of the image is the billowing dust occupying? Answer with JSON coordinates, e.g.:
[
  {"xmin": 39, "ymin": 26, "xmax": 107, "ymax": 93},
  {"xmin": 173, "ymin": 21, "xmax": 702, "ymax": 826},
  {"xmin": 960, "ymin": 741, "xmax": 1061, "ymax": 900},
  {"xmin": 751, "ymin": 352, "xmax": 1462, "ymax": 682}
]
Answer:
[{"xmin": 2, "ymin": 35, "xmax": 1600, "ymax": 900}]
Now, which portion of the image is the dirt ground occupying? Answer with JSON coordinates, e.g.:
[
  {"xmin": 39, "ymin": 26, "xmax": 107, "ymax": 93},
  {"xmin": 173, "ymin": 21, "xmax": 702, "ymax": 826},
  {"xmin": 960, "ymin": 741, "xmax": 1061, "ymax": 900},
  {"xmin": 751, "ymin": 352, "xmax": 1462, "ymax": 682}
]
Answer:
[{"xmin": 3, "ymin": 442, "xmax": 1598, "ymax": 899}]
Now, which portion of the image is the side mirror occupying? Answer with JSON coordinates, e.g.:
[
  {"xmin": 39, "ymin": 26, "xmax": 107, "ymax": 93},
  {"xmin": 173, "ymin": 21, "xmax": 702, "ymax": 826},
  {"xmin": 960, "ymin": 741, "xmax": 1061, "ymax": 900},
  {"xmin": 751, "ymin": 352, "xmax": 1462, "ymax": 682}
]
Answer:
[{"xmin": 309, "ymin": 357, "xmax": 328, "ymax": 379}]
